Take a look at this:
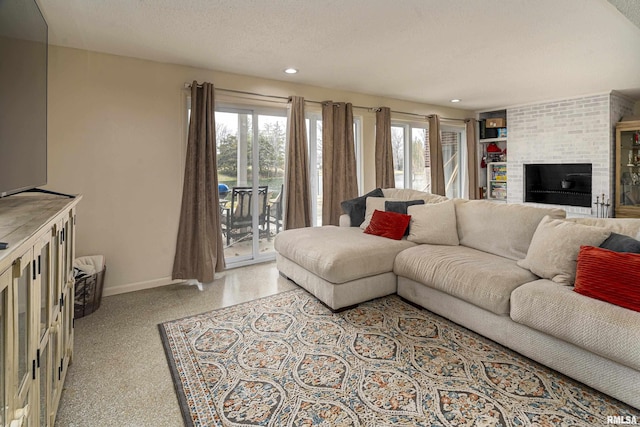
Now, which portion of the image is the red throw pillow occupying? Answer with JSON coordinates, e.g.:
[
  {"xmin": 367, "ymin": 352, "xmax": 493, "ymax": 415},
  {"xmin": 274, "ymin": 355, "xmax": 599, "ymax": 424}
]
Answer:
[
  {"xmin": 574, "ymin": 245, "xmax": 640, "ymax": 313},
  {"xmin": 363, "ymin": 209, "xmax": 411, "ymax": 240}
]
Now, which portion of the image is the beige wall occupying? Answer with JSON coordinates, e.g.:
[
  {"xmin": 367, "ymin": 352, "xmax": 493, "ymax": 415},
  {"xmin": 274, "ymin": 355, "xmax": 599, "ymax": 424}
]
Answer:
[{"xmin": 47, "ymin": 45, "xmax": 472, "ymax": 295}]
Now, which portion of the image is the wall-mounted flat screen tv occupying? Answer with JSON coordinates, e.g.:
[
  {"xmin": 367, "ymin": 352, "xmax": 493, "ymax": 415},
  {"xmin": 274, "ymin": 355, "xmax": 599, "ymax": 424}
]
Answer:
[{"xmin": 0, "ymin": 0, "xmax": 48, "ymax": 198}]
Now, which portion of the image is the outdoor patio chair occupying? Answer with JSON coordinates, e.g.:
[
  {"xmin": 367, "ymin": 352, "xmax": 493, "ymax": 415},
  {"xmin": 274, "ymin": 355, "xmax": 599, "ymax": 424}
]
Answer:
[
  {"xmin": 269, "ymin": 184, "xmax": 284, "ymax": 234},
  {"xmin": 221, "ymin": 186, "xmax": 270, "ymax": 246}
]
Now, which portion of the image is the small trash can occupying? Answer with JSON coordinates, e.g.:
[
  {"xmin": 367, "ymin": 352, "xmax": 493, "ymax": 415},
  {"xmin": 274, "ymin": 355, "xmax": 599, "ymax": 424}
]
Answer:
[{"xmin": 73, "ymin": 255, "xmax": 106, "ymax": 319}]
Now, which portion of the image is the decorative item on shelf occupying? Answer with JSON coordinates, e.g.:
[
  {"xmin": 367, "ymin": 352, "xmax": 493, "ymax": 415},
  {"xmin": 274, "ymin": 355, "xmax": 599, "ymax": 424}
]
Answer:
[
  {"xmin": 624, "ymin": 171, "xmax": 640, "ymax": 188},
  {"xmin": 486, "ymin": 142, "xmax": 502, "ymax": 162},
  {"xmin": 500, "ymin": 148, "xmax": 507, "ymax": 162},
  {"xmin": 497, "ymin": 128, "xmax": 507, "ymax": 138},
  {"xmin": 486, "ymin": 142, "xmax": 501, "ymax": 153},
  {"xmin": 486, "ymin": 118, "xmax": 506, "ymax": 128},
  {"xmin": 594, "ymin": 194, "xmax": 610, "ymax": 218},
  {"xmin": 634, "ymin": 131, "xmax": 639, "ymax": 146}
]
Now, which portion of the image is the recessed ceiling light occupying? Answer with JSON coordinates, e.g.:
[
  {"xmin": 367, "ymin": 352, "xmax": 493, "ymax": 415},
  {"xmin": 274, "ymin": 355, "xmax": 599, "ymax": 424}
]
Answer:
[
  {"xmin": 450, "ymin": 99, "xmax": 461, "ymax": 103},
  {"xmin": 284, "ymin": 68, "xmax": 298, "ymax": 74}
]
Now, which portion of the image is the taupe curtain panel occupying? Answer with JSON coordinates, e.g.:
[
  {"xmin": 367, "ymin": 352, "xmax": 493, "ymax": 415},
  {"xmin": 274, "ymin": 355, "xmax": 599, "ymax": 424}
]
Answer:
[
  {"xmin": 428, "ymin": 114, "xmax": 446, "ymax": 196},
  {"xmin": 465, "ymin": 118, "xmax": 480, "ymax": 199},
  {"xmin": 284, "ymin": 96, "xmax": 312, "ymax": 229},
  {"xmin": 375, "ymin": 107, "xmax": 395, "ymax": 189},
  {"xmin": 322, "ymin": 101, "xmax": 358, "ymax": 225},
  {"xmin": 172, "ymin": 81, "xmax": 225, "ymax": 283}
]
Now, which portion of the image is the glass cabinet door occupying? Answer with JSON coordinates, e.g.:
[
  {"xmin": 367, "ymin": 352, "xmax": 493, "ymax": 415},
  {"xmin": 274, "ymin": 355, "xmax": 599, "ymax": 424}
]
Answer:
[
  {"xmin": 13, "ymin": 249, "xmax": 37, "ymax": 426},
  {"xmin": 36, "ymin": 235, "xmax": 52, "ymax": 342},
  {"xmin": 61, "ymin": 218, "xmax": 70, "ymax": 287},
  {"xmin": 50, "ymin": 225, "xmax": 61, "ymax": 321},
  {"xmin": 60, "ymin": 289, "xmax": 69, "ymax": 378},
  {"xmin": 616, "ymin": 121, "xmax": 640, "ymax": 218},
  {"xmin": 63, "ymin": 284, "xmax": 74, "ymax": 363},
  {"xmin": 15, "ymin": 250, "xmax": 35, "ymax": 399},
  {"xmin": 0, "ymin": 267, "xmax": 11, "ymax": 427},
  {"xmin": 38, "ymin": 335, "xmax": 50, "ymax": 427},
  {"xmin": 49, "ymin": 320, "xmax": 60, "ymax": 411},
  {"xmin": 35, "ymin": 231, "xmax": 55, "ymax": 427},
  {"xmin": 619, "ymin": 129, "xmax": 640, "ymax": 207}
]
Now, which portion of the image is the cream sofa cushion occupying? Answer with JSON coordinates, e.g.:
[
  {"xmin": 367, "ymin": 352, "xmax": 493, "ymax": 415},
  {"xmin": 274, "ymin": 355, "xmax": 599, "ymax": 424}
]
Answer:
[
  {"xmin": 516, "ymin": 216, "xmax": 610, "ymax": 285},
  {"xmin": 567, "ymin": 217, "xmax": 640, "ymax": 238},
  {"xmin": 454, "ymin": 199, "xmax": 566, "ymax": 261},
  {"xmin": 511, "ymin": 279, "xmax": 640, "ymax": 371},
  {"xmin": 276, "ymin": 254, "xmax": 397, "ymax": 311},
  {"xmin": 274, "ymin": 226, "xmax": 415, "ymax": 284},
  {"xmin": 394, "ymin": 244, "xmax": 538, "ymax": 315},
  {"xmin": 407, "ymin": 200, "xmax": 459, "ymax": 245},
  {"xmin": 381, "ymin": 188, "xmax": 448, "ymax": 203}
]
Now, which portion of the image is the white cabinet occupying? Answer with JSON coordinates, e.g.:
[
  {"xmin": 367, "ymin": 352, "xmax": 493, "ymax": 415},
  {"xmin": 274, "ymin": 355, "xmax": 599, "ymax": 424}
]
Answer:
[{"xmin": 0, "ymin": 194, "xmax": 80, "ymax": 427}]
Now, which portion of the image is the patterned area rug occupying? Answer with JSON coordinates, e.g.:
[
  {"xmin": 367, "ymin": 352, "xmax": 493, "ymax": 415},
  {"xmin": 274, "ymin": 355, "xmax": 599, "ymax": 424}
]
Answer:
[{"xmin": 159, "ymin": 289, "xmax": 638, "ymax": 426}]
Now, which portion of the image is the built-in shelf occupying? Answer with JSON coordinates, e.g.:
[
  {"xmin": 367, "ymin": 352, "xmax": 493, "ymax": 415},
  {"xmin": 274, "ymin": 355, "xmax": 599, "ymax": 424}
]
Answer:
[
  {"xmin": 479, "ymin": 137, "xmax": 507, "ymax": 144},
  {"xmin": 487, "ymin": 162, "xmax": 507, "ymax": 201},
  {"xmin": 478, "ymin": 110, "xmax": 508, "ymax": 199}
]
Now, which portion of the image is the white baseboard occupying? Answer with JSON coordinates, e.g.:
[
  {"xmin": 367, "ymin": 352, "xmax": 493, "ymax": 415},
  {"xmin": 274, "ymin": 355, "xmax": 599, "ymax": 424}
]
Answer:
[{"xmin": 102, "ymin": 276, "xmax": 183, "ymax": 297}]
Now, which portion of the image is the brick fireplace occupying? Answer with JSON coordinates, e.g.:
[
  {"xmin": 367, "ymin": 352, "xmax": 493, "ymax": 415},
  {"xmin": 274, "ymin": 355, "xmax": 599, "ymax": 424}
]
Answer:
[{"xmin": 505, "ymin": 92, "xmax": 635, "ymax": 217}]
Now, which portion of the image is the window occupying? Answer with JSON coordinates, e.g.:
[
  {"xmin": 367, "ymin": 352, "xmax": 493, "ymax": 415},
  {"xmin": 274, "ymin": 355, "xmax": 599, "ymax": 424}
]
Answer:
[
  {"xmin": 391, "ymin": 120, "xmax": 464, "ymax": 198},
  {"xmin": 391, "ymin": 125, "xmax": 405, "ymax": 188},
  {"xmin": 411, "ymin": 127, "xmax": 429, "ymax": 191},
  {"xmin": 440, "ymin": 126, "xmax": 463, "ymax": 199}
]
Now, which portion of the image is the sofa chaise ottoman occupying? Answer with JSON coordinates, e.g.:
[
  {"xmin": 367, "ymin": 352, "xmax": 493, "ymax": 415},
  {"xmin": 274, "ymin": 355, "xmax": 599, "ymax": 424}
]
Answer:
[
  {"xmin": 275, "ymin": 226, "xmax": 414, "ymax": 310},
  {"xmin": 274, "ymin": 188, "xmax": 446, "ymax": 310}
]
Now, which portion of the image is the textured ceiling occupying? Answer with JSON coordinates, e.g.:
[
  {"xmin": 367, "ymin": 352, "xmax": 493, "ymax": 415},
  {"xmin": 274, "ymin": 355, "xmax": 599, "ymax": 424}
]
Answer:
[{"xmin": 38, "ymin": 0, "xmax": 640, "ymax": 110}]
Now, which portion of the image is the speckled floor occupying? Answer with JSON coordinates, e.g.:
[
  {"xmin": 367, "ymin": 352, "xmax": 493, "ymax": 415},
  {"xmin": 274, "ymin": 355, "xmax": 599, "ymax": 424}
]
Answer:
[{"xmin": 55, "ymin": 261, "xmax": 298, "ymax": 427}]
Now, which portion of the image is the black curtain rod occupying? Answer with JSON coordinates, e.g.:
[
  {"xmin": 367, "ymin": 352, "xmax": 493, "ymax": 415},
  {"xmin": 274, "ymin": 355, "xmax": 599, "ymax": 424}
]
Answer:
[
  {"xmin": 387, "ymin": 110, "xmax": 467, "ymax": 122},
  {"xmin": 184, "ymin": 82, "xmax": 467, "ymax": 122},
  {"xmin": 184, "ymin": 83, "xmax": 289, "ymax": 100}
]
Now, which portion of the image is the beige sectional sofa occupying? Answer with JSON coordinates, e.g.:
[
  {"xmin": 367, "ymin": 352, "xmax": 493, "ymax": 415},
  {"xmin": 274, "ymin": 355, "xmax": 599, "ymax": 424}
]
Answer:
[{"xmin": 274, "ymin": 188, "xmax": 640, "ymax": 409}]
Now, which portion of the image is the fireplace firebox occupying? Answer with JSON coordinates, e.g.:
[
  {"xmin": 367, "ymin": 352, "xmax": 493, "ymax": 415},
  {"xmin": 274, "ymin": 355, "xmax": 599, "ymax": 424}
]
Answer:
[{"xmin": 524, "ymin": 163, "xmax": 592, "ymax": 207}]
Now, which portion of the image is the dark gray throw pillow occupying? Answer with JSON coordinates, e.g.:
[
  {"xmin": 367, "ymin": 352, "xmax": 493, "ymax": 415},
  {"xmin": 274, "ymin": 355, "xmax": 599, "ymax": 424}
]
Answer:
[
  {"xmin": 384, "ymin": 199, "xmax": 425, "ymax": 214},
  {"xmin": 599, "ymin": 232, "xmax": 640, "ymax": 254},
  {"xmin": 340, "ymin": 188, "xmax": 384, "ymax": 226},
  {"xmin": 385, "ymin": 200, "xmax": 425, "ymax": 235}
]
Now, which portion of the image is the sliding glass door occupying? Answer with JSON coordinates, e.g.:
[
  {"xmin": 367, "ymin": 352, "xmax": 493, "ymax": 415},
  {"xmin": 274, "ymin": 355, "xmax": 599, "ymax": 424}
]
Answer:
[
  {"xmin": 185, "ymin": 100, "xmax": 363, "ymax": 263},
  {"xmin": 216, "ymin": 107, "xmax": 286, "ymax": 266}
]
